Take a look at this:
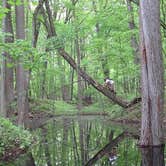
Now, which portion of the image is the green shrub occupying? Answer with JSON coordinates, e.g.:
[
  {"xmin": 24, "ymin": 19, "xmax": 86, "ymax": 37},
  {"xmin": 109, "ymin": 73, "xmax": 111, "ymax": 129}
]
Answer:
[{"xmin": 0, "ymin": 117, "xmax": 32, "ymax": 159}]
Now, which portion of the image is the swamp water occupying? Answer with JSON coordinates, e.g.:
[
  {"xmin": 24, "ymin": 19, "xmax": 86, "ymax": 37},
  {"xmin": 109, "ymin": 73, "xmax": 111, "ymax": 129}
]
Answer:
[{"xmin": 4, "ymin": 115, "xmax": 165, "ymax": 166}]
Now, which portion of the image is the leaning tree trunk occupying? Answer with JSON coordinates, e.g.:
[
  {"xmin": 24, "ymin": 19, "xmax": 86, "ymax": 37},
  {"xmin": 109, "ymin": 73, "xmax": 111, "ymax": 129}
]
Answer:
[
  {"xmin": 34, "ymin": 0, "xmax": 141, "ymax": 109},
  {"xmin": 15, "ymin": 0, "xmax": 29, "ymax": 126},
  {"xmin": 139, "ymin": 0, "xmax": 164, "ymax": 146}
]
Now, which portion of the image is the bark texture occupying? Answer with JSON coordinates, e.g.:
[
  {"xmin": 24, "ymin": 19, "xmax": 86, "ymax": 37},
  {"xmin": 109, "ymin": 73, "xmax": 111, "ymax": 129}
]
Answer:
[
  {"xmin": 4, "ymin": 0, "xmax": 14, "ymax": 111},
  {"xmin": 0, "ymin": 54, "xmax": 6, "ymax": 117},
  {"xmin": 140, "ymin": 145, "xmax": 165, "ymax": 166},
  {"xmin": 16, "ymin": 0, "xmax": 29, "ymax": 125},
  {"xmin": 130, "ymin": 0, "xmax": 166, "ymax": 31},
  {"xmin": 1, "ymin": 0, "xmax": 14, "ymax": 117},
  {"xmin": 139, "ymin": 0, "xmax": 164, "ymax": 146}
]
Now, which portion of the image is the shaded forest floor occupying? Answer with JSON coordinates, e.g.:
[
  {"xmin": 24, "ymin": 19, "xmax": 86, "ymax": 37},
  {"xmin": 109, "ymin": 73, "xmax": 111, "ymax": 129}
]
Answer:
[
  {"xmin": 7, "ymin": 98, "xmax": 143, "ymax": 130},
  {"xmin": 4, "ymin": 98, "xmax": 166, "ymax": 163},
  {"xmin": 24, "ymin": 98, "xmax": 166, "ymax": 128},
  {"xmin": 10, "ymin": 97, "xmax": 166, "ymax": 131},
  {"xmin": 9, "ymin": 98, "xmax": 142, "ymax": 129}
]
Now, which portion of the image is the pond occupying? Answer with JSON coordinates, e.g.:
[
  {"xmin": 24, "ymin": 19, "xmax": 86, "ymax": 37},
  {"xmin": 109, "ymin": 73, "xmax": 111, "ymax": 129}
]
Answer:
[{"xmin": 5, "ymin": 115, "xmax": 165, "ymax": 166}]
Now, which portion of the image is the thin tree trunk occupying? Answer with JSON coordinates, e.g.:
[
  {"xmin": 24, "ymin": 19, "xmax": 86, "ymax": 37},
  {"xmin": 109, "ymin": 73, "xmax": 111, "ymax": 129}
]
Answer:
[
  {"xmin": 75, "ymin": 35, "xmax": 83, "ymax": 110},
  {"xmin": 61, "ymin": 118, "xmax": 69, "ymax": 166},
  {"xmin": 0, "ymin": 55, "xmax": 6, "ymax": 117},
  {"xmin": 72, "ymin": 121, "xmax": 80, "ymax": 164},
  {"xmin": 69, "ymin": 66, "xmax": 74, "ymax": 101},
  {"xmin": 41, "ymin": 61, "xmax": 47, "ymax": 99},
  {"xmin": 139, "ymin": 0, "xmax": 164, "ymax": 146},
  {"xmin": 126, "ymin": 0, "xmax": 139, "ymax": 64},
  {"xmin": 93, "ymin": 0, "xmax": 110, "ymax": 78},
  {"xmin": 79, "ymin": 120, "xmax": 87, "ymax": 165},
  {"xmin": 57, "ymin": 57, "xmax": 70, "ymax": 101},
  {"xmin": 69, "ymin": 41, "xmax": 75, "ymax": 101}
]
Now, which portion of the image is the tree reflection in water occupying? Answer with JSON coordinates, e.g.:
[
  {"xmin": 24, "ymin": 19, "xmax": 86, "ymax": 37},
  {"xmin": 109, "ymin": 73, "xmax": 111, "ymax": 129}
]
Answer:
[{"xmin": 8, "ymin": 115, "xmax": 154, "ymax": 166}]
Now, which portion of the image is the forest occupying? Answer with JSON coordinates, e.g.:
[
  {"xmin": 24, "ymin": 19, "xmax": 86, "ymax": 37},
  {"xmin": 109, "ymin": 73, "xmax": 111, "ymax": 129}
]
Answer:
[{"xmin": 0, "ymin": 0, "xmax": 166, "ymax": 165}]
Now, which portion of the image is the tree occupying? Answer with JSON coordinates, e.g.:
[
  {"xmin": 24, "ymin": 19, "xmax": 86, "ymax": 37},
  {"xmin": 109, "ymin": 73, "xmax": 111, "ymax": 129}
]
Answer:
[
  {"xmin": 139, "ymin": 0, "xmax": 164, "ymax": 146},
  {"xmin": 0, "ymin": 0, "xmax": 14, "ymax": 117},
  {"xmin": 15, "ymin": 0, "xmax": 29, "ymax": 125},
  {"xmin": 0, "ymin": 45, "xmax": 6, "ymax": 117},
  {"xmin": 126, "ymin": 0, "xmax": 139, "ymax": 64}
]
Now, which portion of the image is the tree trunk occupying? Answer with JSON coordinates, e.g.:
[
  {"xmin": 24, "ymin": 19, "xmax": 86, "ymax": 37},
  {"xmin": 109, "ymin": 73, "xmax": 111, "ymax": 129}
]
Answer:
[
  {"xmin": 78, "ymin": 120, "xmax": 88, "ymax": 165},
  {"xmin": 130, "ymin": 0, "xmax": 166, "ymax": 32},
  {"xmin": 0, "ymin": 0, "xmax": 14, "ymax": 117},
  {"xmin": 75, "ymin": 36, "xmax": 83, "ymax": 110},
  {"xmin": 140, "ymin": 145, "xmax": 165, "ymax": 166},
  {"xmin": 57, "ymin": 57, "xmax": 70, "ymax": 101},
  {"xmin": 61, "ymin": 118, "xmax": 69, "ymax": 166},
  {"xmin": 126, "ymin": 0, "xmax": 139, "ymax": 64},
  {"xmin": 69, "ymin": 66, "xmax": 74, "ymax": 101},
  {"xmin": 93, "ymin": 0, "xmax": 110, "ymax": 78},
  {"xmin": 139, "ymin": 0, "xmax": 164, "ymax": 146},
  {"xmin": 15, "ymin": 0, "xmax": 29, "ymax": 126},
  {"xmin": 0, "ymin": 54, "xmax": 6, "ymax": 117},
  {"xmin": 41, "ymin": 61, "xmax": 47, "ymax": 99}
]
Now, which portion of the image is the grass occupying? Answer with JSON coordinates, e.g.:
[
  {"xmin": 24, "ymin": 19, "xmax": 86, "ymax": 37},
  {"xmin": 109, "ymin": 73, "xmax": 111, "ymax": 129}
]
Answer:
[
  {"xmin": 30, "ymin": 98, "xmax": 117, "ymax": 115},
  {"xmin": 30, "ymin": 98, "xmax": 77, "ymax": 115},
  {"xmin": 10, "ymin": 97, "xmax": 142, "ymax": 122}
]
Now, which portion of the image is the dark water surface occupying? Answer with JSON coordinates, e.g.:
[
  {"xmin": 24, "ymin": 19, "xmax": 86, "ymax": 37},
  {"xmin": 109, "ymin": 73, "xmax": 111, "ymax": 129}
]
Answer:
[{"xmin": 5, "ymin": 115, "xmax": 165, "ymax": 166}]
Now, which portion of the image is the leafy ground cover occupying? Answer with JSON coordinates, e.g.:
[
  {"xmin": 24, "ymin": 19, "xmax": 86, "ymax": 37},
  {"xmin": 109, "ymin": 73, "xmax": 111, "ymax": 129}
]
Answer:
[{"xmin": 0, "ymin": 117, "xmax": 33, "ymax": 162}]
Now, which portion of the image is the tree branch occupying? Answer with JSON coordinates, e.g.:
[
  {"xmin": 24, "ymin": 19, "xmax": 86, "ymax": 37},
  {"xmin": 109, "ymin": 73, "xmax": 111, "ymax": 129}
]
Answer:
[{"xmin": 32, "ymin": 0, "xmax": 45, "ymax": 47}]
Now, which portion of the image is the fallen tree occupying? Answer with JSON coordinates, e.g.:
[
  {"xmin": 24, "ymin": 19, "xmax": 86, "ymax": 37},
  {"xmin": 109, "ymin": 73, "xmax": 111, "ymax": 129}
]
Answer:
[
  {"xmin": 34, "ymin": 0, "xmax": 141, "ymax": 108},
  {"xmin": 58, "ymin": 48, "xmax": 141, "ymax": 108}
]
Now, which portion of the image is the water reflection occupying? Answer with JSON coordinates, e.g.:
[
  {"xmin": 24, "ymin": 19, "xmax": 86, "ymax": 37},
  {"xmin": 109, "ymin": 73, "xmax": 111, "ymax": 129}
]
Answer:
[
  {"xmin": 5, "ymin": 115, "xmax": 165, "ymax": 166},
  {"xmin": 31, "ymin": 116, "xmax": 141, "ymax": 166},
  {"xmin": 140, "ymin": 145, "xmax": 165, "ymax": 166}
]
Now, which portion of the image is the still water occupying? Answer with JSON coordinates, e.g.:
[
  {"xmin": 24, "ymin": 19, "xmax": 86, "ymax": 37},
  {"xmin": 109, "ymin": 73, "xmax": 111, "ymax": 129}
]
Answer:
[{"xmin": 5, "ymin": 115, "xmax": 165, "ymax": 166}]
